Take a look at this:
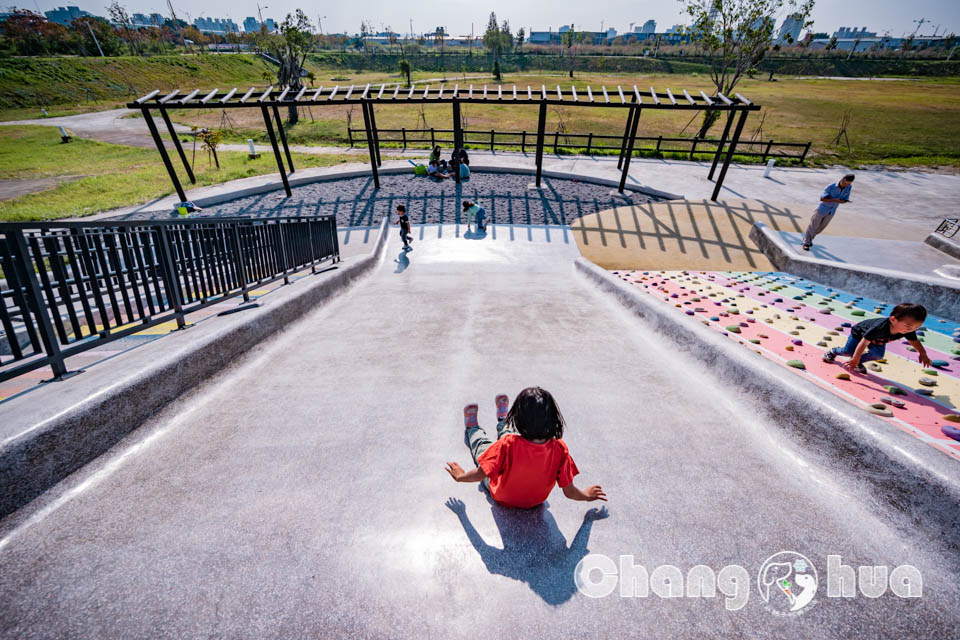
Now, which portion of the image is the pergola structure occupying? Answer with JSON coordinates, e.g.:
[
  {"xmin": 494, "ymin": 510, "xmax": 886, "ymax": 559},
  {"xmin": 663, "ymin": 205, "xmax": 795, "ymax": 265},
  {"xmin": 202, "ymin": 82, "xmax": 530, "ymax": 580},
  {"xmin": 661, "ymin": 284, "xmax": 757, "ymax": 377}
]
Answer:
[{"xmin": 128, "ymin": 83, "xmax": 760, "ymax": 204}]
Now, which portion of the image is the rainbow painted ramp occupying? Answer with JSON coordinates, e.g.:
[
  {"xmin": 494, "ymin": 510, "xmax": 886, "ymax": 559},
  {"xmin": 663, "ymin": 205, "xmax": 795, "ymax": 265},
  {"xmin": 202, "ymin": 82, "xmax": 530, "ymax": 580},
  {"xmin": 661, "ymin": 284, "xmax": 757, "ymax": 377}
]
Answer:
[{"xmin": 612, "ymin": 270, "xmax": 960, "ymax": 461}]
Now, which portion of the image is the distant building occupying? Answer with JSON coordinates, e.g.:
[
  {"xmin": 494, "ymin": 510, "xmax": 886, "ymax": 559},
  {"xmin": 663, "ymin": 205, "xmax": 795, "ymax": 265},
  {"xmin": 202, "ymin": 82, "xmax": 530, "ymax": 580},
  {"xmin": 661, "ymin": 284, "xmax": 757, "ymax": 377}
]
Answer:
[
  {"xmin": 44, "ymin": 6, "xmax": 93, "ymax": 26},
  {"xmin": 638, "ymin": 20, "xmax": 656, "ymax": 34},
  {"xmin": 777, "ymin": 13, "xmax": 803, "ymax": 44},
  {"xmin": 193, "ymin": 17, "xmax": 239, "ymax": 34},
  {"xmin": 833, "ymin": 26, "xmax": 876, "ymax": 39},
  {"xmin": 264, "ymin": 18, "xmax": 276, "ymax": 32},
  {"xmin": 243, "ymin": 16, "xmax": 259, "ymax": 33}
]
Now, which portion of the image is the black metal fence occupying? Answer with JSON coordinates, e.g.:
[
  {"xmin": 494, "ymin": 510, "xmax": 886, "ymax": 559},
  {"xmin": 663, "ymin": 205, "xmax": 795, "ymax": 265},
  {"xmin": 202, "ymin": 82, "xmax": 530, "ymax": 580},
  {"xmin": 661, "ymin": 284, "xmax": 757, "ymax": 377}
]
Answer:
[
  {"xmin": 348, "ymin": 126, "xmax": 811, "ymax": 164},
  {"xmin": 0, "ymin": 216, "xmax": 339, "ymax": 383}
]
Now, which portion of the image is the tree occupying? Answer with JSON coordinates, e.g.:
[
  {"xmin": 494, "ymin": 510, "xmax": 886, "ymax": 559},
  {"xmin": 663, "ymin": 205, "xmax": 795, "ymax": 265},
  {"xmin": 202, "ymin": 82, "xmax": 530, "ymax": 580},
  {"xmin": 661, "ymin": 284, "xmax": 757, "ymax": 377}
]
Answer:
[
  {"xmin": 72, "ymin": 17, "xmax": 123, "ymax": 56},
  {"xmin": 261, "ymin": 10, "xmax": 315, "ymax": 124},
  {"xmin": 825, "ymin": 35, "xmax": 838, "ymax": 51},
  {"xmin": 680, "ymin": 0, "xmax": 814, "ymax": 136},
  {"xmin": 1, "ymin": 9, "xmax": 70, "ymax": 55},
  {"xmin": 562, "ymin": 27, "xmax": 584, "ymax": 78},
  {"xmin": 484, "ymin": 11, "xmax": 512, "ymax": 77},
  {"xmin": 501, "ymin": 20, "xmax": 513, "ymax": 53},
  {"xmin": 359, "ymin": 20, "xmax": 373, "ymax": 53},
  {"xmin": 516, "ymin": 27, "xmax": 525, "ymax": 52},
  {"xmin": 107, "ymin": 2, "xmax": 143, "ymax": 55}
]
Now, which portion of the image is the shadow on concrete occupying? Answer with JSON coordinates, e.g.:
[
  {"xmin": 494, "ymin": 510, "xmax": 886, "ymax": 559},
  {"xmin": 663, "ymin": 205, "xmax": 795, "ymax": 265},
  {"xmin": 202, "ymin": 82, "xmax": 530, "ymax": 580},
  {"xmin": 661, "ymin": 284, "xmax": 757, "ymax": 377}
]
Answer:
[
  {"xmin": 107, "ymin": 174, "xmax": 659, "ymax": 227},
  {"xmin": 445, "ymin": 497, "xmax": 609, "ymax": 606},
  {"xmin": 394, "ymin": 248, "xmax": 411, "ymax": 273}
]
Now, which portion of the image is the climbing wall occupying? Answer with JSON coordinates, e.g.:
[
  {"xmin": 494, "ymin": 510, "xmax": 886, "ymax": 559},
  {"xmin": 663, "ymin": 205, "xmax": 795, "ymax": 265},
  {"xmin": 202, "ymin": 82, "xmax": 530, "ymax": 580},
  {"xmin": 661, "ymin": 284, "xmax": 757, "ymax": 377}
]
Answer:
[{"xmin": 613, "ymin": 270, "xmax": 960, "ymax": 461}]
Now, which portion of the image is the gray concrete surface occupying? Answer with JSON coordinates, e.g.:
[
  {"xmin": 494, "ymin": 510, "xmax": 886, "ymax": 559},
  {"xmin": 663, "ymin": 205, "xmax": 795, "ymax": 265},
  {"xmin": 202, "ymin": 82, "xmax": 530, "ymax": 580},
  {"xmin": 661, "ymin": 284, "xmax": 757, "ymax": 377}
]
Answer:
[
  {"xmin": 1, "ymin": 225, "xmax": 958, "ymax": 638},
  {"xmin": 751, "ymin": 222, "xmax": 960, "ymax": 321},
  {"xmin": 0, "ymin": 109, "xmax": 189, "ymax": 148},
  {"xmin": 925, "ymin": 232, "xmax": 960, "ymax": 261},
  {"xmin": 0, "ymin": 220, "xmax": 388, "ymax": 519}
]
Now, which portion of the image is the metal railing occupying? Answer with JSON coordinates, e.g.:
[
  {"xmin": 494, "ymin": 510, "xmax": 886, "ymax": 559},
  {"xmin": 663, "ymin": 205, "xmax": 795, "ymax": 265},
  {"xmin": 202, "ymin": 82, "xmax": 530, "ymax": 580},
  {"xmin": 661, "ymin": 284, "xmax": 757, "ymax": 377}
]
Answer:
[
  {"xmin": 348, "ymin": 126, "xmax": 812, "ymax": 163},
  {"xmin": 0, "ymin": 215, "xmax": 339, "ymax": 383},
  {"xmin": 935, "ymin": 218, "xmax": 958, "ymax": 238}
]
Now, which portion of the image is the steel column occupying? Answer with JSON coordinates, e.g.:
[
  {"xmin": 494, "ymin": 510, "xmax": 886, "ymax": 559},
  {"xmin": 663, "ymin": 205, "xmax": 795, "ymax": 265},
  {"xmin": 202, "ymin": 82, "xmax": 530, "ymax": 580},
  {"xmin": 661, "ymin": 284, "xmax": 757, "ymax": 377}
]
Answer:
[
  {"xmin": 618, "ymin": 107, "xmax": 642, "ymax": 193},
  {"xmin": 367, "ymin": 101, "xmax": 382, "ymax": 167},
  {"xmin": 711, "ymin": 109, "xmax": 750, "ymax": 202},
  {"xmin": 261, "ymin": 105, "xmax": 292, "ymax": 197},
  {"xmin": 361, "ymin": 100, "xmax": 380, "ymax": 189},
  {"xmin": 617, "ymin": 94, "xmax": 638, "ymax": 170},
  {"xmin": 534, "ymin": 102, "xmax": 547, "ymax": 187},
  {"xmin": 159, "ymin": 106, "xmax": 196, "ymax": 183},
  {"xmin": 142, "ymin": 107, "xmax": 187, "ymax": 203},
  {"xmin": 271, "ymin": 105, "xmax": 295, "ymax": 174},
  {"xmin": 707, "ymin": 110, "xmax": 736, "ymax": 181},
  {"xmin": 452, "ymin": 99, "xmax": 462, "ymax": 184}
]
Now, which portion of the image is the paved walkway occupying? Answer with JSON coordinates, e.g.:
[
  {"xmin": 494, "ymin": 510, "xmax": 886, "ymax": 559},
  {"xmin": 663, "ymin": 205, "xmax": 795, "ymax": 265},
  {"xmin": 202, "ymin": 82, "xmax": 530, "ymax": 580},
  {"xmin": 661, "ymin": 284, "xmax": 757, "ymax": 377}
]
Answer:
[{"xmin": 1, "ymin": 227, "xmax": 957, "ymax": 637}]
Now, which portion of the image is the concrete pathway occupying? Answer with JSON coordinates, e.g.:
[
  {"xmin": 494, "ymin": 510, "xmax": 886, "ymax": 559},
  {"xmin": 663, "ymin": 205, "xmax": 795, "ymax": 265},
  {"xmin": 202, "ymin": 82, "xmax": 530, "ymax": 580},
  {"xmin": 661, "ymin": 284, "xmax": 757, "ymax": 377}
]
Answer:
[
  {"xmin": 0, "ymin": 109, "xmax": 189, "ymax": 148},
  {"xmin": 1, "ymin": 226, "xmax": 957, "ymax": 637}
]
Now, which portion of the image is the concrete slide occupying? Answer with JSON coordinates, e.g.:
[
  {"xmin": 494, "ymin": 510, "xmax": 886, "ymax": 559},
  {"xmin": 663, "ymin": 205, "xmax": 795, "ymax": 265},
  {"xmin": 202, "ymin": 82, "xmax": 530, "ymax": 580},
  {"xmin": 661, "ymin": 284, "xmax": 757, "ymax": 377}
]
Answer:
[{"xmin": 0, "ymin": 226, "xmax": 957, "ymax": 638}]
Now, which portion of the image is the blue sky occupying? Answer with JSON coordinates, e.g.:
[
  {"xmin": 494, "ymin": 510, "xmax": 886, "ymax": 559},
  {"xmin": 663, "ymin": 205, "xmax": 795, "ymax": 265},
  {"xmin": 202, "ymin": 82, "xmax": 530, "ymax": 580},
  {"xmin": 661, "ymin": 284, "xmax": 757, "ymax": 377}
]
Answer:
[{"xmin": 24, "ymin": 0, "xmax": 960, "ymax": 37}]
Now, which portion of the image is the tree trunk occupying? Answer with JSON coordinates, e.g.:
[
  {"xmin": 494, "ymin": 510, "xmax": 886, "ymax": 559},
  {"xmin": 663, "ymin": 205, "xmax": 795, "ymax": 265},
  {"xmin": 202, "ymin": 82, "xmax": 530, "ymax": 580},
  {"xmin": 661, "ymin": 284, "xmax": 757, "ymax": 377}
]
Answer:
[
  {"xmin": 288, "ymin": 104, "xmax": 299, "ymax": 125},
  {"xmin": 696, "ymin": 110, "xmax": 720, "ymax": 139}
]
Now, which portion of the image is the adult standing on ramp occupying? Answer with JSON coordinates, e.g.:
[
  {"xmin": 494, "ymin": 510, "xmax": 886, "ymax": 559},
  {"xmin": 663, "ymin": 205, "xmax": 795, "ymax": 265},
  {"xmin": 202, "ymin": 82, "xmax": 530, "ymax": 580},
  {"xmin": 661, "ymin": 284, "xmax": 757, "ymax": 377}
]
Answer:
[{"xmin": 802, "ymin": 173, "xmax": 854, "ymax": 251}]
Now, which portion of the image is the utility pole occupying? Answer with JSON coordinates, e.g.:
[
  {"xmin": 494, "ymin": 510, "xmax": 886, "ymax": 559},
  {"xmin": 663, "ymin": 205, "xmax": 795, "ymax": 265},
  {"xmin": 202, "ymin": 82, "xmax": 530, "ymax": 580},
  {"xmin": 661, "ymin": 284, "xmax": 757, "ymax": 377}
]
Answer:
[
  {"xmin": 86, "ymin": 20, "xmax": 105, "ymax": 57},
  {"xmin": 912, "ymin": 17, "xmax": 927, "ymax": 37}
]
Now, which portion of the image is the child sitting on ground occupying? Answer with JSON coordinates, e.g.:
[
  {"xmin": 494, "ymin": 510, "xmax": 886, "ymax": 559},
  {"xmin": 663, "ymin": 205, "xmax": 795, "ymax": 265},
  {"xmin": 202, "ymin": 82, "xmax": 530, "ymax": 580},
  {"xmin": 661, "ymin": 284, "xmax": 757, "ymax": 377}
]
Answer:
[
  {"xmin": 426, "ymin": 159, "xmax": 450, "ymax": 180},
  {"xmin": 822, "ymin": 302, "xmax": 932, "ymax": 374},
  {"xmin": 445, "ymin": 387, "xmax": 606, "ymax": 509}
]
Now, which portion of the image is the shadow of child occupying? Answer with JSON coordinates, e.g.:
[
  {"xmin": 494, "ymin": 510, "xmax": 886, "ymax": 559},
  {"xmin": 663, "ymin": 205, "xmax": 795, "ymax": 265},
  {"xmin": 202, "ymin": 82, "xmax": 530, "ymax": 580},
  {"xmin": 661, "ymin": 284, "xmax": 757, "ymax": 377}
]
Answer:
[{"xmin": 445, "ymin": 496, "xmax": 609, "ymax": 605}]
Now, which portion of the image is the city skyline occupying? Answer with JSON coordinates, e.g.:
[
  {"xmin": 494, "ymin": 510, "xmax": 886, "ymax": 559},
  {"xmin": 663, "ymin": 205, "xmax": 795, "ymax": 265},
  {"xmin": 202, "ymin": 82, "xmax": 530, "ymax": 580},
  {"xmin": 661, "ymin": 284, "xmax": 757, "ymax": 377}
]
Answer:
[{"xmin": 19, "ymin": 1, "xmax": 960, "ymax": 37}]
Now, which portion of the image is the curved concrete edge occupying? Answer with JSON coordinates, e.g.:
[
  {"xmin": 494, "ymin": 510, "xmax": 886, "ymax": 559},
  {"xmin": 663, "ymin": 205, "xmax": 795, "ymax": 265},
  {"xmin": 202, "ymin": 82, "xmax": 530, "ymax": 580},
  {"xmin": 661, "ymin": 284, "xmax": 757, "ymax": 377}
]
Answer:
[
  {"xmin": 0, "ymin": 218, "xmax": 390, "ymax": 520},
  {"xmin": 750, "ymin": 222, "xmax": 960, "ymax": 321},
  {"xmin": 134, "ymin": 163, "xmax": 678, "ymax": 216},
  {"xmin": 574, "ymin": 256, "xmax": 960, "ymax": 551},
  {"xmin": 924, "ymin": 232, "xmax": 960, "ymax": 261}
]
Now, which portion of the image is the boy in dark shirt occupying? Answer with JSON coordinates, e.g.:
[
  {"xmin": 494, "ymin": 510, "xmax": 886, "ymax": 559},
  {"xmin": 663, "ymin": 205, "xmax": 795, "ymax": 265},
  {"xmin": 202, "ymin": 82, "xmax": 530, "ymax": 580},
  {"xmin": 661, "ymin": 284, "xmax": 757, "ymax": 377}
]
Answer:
[
  {"xmin": 396, "ymin": 204, "xmax": 413, "ymax": 250},
  {"xmin": 822, "ymin": 303, "xmax": 931, "ymax": 374}
]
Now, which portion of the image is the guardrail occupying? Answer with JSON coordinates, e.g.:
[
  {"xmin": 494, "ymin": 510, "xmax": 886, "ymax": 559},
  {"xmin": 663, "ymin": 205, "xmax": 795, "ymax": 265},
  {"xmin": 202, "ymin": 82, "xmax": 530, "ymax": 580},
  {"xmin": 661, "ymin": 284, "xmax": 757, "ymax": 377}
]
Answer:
[
  {"xmin": 348, "ymin": 126, "xmax": 811, "ymax": 163},
  {"xmin": 0, "ymin": 216, "xmax": 339, "ymax": 383}
]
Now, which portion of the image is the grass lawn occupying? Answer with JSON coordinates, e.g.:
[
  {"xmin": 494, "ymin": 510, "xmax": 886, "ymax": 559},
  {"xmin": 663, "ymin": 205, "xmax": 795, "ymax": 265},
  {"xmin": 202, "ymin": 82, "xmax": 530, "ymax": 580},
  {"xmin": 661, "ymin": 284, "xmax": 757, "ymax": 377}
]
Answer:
[
  {"xmin": 165, "ymin": 70, "xmax": 960, "ymax": 168},
  {"xmin": 0, "ymin": 126, "xmax": 353, "ymax": 222}
]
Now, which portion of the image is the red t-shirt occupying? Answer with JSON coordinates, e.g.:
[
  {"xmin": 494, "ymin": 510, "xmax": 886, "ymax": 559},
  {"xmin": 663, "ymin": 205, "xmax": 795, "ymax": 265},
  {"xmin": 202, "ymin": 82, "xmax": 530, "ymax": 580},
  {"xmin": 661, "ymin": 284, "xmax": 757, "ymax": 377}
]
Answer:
[{"xmin": 477, "ymin": 435, "xmax": 579, "ymax": 508}]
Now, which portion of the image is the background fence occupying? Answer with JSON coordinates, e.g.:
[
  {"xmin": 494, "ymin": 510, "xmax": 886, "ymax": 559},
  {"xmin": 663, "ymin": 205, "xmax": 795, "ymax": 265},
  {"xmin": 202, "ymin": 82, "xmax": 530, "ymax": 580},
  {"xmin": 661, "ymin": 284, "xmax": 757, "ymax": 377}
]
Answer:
[
  {"xmin": 348, "ymin": 126, "xmax": 811, "ymax": 164},
  {"xmin": 0, "ymin": 216, "xmax": 339, "ymax": 383}
]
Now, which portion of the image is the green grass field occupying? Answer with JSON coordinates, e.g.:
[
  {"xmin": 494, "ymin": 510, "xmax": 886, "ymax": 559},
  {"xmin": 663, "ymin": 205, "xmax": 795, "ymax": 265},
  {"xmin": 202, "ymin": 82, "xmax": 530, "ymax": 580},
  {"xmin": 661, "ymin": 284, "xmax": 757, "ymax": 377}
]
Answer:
[
  {"xmin": 164, "ymin": 70, "xmax": 960, "ymax": 168},
  {"xmin": 0, "ymin": 126, "xmax": 353, "ymax": 222}
]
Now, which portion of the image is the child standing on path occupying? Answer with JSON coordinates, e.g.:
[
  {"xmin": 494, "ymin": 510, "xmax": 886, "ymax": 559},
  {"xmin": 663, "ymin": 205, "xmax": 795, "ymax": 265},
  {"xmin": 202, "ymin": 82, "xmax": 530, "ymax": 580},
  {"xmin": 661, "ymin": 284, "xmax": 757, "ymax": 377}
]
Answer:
[
  {"xmin": 802, "ymin": 174, "xmax": 854, "ymax": 251},
  {"xmin": 445, "ymin": 387, "xmax": 606, "ymax": 509},
  {"xmin": 822, "ymin": 303, "xmax": 931, "ymax": 374},
  {"xmin": 396, "ymin": 204, "xmax": 413, "ymax": 250}
]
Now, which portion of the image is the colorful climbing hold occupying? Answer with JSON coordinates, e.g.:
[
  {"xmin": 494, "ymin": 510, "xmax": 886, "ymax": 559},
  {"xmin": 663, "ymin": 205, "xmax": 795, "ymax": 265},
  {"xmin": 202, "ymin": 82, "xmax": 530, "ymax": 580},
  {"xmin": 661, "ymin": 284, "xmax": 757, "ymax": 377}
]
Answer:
[
  {"xmin": 883, "ymin": 385, "xmax": 907, "ymax": 396},
  {"xmin": 786, "ymin": 360, "xmax": 805, "ymax": 369},
  {"xmin": 835, "ymin": 372, "xmax": 850, "ymax": 380},
  {"xmin": 726, "ymin": 325, "xmax": 742, "ymax": 333}
]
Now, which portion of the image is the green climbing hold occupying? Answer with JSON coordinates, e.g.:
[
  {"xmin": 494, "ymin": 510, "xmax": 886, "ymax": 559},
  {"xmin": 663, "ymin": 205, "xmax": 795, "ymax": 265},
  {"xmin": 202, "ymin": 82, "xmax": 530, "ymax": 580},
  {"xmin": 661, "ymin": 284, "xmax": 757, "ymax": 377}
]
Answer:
[
  {"xmin": 883, "ymin": 385, "xmax": 907, "ymax": 396},
  {"xmin": 922, "ymin": 369, "xmax": 938, "ymax": 376},
  {"xmin": 749, "ymin": 339, "xmax": 761, "ymax": 344},
  {"xmin": 787, "ymin": 360, "xmax": 805, "ymax": 369},
  {"xmin": 851, "ymin": 310, "xmax": 865, "ymax": 316},
  {"xmin": 726, "ymin": 325, "xmax": 742, "ymax": 333}
]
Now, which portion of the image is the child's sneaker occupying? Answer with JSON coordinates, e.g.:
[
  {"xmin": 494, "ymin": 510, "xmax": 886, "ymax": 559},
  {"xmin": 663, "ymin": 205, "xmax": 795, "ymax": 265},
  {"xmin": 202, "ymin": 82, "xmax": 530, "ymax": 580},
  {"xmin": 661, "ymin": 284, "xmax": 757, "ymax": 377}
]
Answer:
[
  {"xmin": 495, "ymin": 394, "xmax": 509, "ymax": 422},
  {"xmin": 853, "ymin": 363, "xmax": 867, "ymax": 374},
  {"xmin": 822, "ymin": 351, "xmax": 837, "ymax": 363},
  {"xmin": 463, "ymin": 404, "xmax": 479, "ymax": 429}
]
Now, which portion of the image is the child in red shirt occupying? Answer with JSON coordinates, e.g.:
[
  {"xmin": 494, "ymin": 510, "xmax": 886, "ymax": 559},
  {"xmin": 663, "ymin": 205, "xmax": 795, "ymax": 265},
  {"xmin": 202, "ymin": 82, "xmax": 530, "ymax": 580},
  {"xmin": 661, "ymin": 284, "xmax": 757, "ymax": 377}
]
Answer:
[{"xmin": 445, "ymin": 387, "xmax": 606, "ymax": 508}]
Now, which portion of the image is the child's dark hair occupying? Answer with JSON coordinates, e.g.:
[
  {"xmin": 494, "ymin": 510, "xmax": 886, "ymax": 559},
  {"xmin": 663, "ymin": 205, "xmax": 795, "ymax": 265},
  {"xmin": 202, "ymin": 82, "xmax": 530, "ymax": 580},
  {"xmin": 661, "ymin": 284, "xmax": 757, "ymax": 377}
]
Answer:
[
  {"xmin": 397, "ymin": 204, "xmax": 406, "ymax": 213},
  {"xmin": 462, "ymin": 201, "xmax": 473, "ymax": 211},
  {"xmin": 505, "ymin": 387, "xmax": 565, "ymax": 441},
  {"xmin": 891, "ymin": 303, "xmax": 926, "ymax": 322}
]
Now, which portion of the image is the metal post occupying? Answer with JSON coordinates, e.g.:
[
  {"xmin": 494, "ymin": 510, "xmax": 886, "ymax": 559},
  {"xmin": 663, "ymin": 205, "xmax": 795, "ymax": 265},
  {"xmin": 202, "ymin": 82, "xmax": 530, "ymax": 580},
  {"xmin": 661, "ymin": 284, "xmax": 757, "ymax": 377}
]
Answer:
[
  {"xmin": 348, "ymin": 128, "xmax": 354, "ymax": 146},
  {"xmin": 800, "ymin": 141, "xmax": 811, "ymax": 164},
  {"xmin": 367, "ymin": 102, "xmax": 382, "ymax": 167},
  {"xmin": 361, "ymin": 100, "xmax": 380, "ymax": 189},
  {"xmin": 689, "ymin": 137, "xmax": 698, "ymax": 161},
  {"xmin": 271, "ymin": 104, "xmax": 295, "ymax": 174},
  {"xmin": 10, "ymin": 230, "xmax": 69, "ymax": 379},
  {"xmin": 159, "ymin": 106, "xmax": 196, "ymax": 184},
  {"xmin": 521, "ymin": 131, "xmax": 526, "ymax": 153},
  {"xmin": 763, "ymin": 139, "xmax": 774, "ymax": 163},
  {"xmin": 261, "ymin": 105, "xmax": 291, "ymax": 197},
  {"xmin": 452, "ymin": 99, "xmax": 462, "ymax": 184},
  {"xmin": 586, "ymin": 132, "xmax": 593, "ymax": 154},
  {"xmin": 402, "ymin": 127, "xmax": 407, "ymax": 149},
  {"xmin": 534, "ymin": 102, "xmax": 547, "ymax": 187},
  {"xmin": 142, "ymin": 107, "xmax": 187, "ymax": 203},
  {"xmin": 707, "ymin": 110, "xmax": 735, "ymax": 181},
  {"xmin": 711, "ymin": 109, "xmax": 750, "ymax": 202},
  {"xmin": 617, "ymin": 94, "xmax": 638, "ymax": 170},
  {"xmin": 618, "ymin": 106, "xmax": 642, "ymax": 193}
]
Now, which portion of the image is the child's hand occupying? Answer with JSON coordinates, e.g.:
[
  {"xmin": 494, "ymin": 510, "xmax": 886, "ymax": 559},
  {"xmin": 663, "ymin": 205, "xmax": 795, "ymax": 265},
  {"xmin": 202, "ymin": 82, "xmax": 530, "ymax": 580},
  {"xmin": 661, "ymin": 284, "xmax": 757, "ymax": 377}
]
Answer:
[
  {"xmin": 843, "ymin": 359, "xmax": 860, "ymax": 372},
  {"xmin": 919, "ymin": 352, "xmax": 932, "ymax": 368},
  {"xmin": 445, "ymin": 462, "xmax": 466, "ymax": 482},
  {"xmin": 584, "ymin": 485, "xmax": 608, "ymax": 501}
]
